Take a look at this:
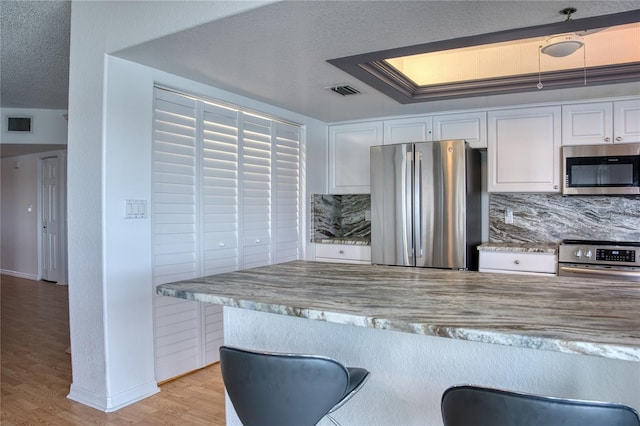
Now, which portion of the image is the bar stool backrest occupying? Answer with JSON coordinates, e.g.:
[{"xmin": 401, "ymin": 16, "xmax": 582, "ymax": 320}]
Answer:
[
  {"xmin": 219, "ymin": 346, "xmax": 351, "ymax": 426},
  {"xmin": 441, "ymin": 385, "xmax": 640, "ymax": 426}
]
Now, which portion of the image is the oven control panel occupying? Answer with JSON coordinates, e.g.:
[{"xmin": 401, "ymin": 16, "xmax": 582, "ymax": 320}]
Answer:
[
  {"xmin": 558, "ymin": 243, "xmax": 640, "ymax": 266},
  {"xmin": 596, "ymin": 248, "xmax": 636, "ymax": 263}
]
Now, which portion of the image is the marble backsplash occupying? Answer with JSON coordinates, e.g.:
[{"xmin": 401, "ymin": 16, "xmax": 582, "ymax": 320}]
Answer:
[
  {"xmin": 311, "ymin": 194, "xmax": 371, "ymax": 243},
  {"xmin": 489, "ymin": 193, "xmax": 640, "ymax": 243}
]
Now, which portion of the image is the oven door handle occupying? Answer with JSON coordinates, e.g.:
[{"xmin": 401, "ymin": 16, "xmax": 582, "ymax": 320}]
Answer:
[{"xmin": 559, "ymin": 265, "xmax": 640, "ymax": 279}]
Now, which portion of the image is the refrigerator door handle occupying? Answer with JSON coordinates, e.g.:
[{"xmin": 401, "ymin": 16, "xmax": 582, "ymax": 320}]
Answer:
[
  {"xmin": 415, "ymin": 151, "xmax": 423, "ymax": 258},
  {"xmin": 405, "ymin": 151, "xmax": 414, "ymax": 258}
]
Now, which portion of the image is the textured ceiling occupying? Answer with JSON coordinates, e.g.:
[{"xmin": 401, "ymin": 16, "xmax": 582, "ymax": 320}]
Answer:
[
  {"xmin": 1, "ymin": 0, "xmax": 639, "ymax": 123},
  {"xmin": 0, "ymin": 0, "xmax": 70, "ymax": 109},
  {"xmin": 116, "ymin": 1, "xmax": 640, "ymax": 123}
]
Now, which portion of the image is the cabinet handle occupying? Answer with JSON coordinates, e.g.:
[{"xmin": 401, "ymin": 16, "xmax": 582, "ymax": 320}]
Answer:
[
  {"xmin": 514, "ymin": 259, "xmax": 520, "ymax": 265},
  {"xmin": 219, "ymin": 242, "xmax": 225, "ymax": 247},
  {"xmin": 255, "ymin": 239, "xmax": 261, "ymax": 244},
  {"xmin": 339, "ymin": 250, "xmax": 345, "ymax": 254},
  {"xmin": 604, "ymin": 137, "xmax": 611, "ymax": 142},
  {"xmin": 553, "ymin": 185, "xmax": 558, "ymax": 190},
  {"xmin": 616, "ymin": 136, "xmax": 622, "ymax": 142}
]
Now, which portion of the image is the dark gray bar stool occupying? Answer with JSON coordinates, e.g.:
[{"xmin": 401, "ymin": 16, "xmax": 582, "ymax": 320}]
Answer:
[
  {"xmin": 441, "ymin": 384, "xmax": 640, "ymax": 426},
  {"xmin": 219, "ymin": 345, "xmax": 370, "ymax": 426}
]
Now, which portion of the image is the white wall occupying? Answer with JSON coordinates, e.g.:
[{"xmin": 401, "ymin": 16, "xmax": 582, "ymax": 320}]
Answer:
[
  {"xmin": 0, "ymin": 108, "xmax": 68, "ymax": 144},
  {"xmin": 67, "ymin": 0, "xmax": 327, "ymax": 411}
]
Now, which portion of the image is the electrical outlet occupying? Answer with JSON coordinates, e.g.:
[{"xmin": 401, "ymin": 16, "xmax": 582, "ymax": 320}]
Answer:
[{"xmin": 505, "ymin": 208, "xmax": 514, "ymax": 224}]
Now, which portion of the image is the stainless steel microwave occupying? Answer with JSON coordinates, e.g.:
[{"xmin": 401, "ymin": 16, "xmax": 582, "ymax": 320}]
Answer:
[{"xmin": 562, "ymin": 143, "xmax": 640, "ymax": 195}]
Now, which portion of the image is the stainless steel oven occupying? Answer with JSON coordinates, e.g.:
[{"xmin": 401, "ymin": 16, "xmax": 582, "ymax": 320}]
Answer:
[{"xmin": 558, "ymin": 240, "xmax": 640, "ymax": 282}]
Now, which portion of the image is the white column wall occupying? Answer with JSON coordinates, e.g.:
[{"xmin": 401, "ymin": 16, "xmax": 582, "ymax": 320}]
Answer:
[{"xmin": 67, "ymin": 0, "xmax": 325, "ymax": 406}]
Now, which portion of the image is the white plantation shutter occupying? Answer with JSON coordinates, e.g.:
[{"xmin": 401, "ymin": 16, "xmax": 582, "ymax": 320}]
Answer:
[
  {"xmin": 200, "ymin": 102, "xmax": 239, "ymax": 363},
  {"xmin": 240, "ymin": 114, "xmax": 272, "ymax": 269},
  {"xmin": 152, "ymin": 86, "xmax": 301, "ymax": 380},
  {"xmin": 274, "ymin": 122, "xmax": 300, "ymax": 263},
  {"xmin": 201, "ymin": 102, "xmax": 239, "ymax": 276},
  {"xmin": 152, "ymin": 89, "xmax": 202, "ymax": 381}
]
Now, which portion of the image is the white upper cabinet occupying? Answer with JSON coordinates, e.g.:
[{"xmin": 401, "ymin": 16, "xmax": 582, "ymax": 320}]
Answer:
[
  {"xmin": 433, "ymin": 111, "xmax": 487, "ymax": 149},
  {"xmin": 488, "ymin": 106, "xmax": 562, "ymax": 193},
  {"xmin": 613, "ymin": 99, "xmax": 640, "ymax": 144},
  {"xmin": 562, "ymin": 99, "xmax": 640, "ymax": 145},
  {"xmin": 383, "ymin": 116, "xmax": 433, "ymax": 144},
  {"xmin": 329, "ymin": 121, "xmax": 383, "ymax": 194}
]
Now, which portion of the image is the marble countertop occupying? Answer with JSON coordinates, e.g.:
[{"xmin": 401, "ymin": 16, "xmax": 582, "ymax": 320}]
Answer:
[
  {"xmin": 156, "ymin": 260, "xmax": 639, "ymax": 362},
  {"xmin": 478, "ymin": 242, "xmax": 558, "ymax": 254}
]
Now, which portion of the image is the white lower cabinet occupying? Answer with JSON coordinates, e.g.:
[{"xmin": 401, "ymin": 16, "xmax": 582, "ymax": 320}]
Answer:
[
  {"xmin": 315, "ymin": 244, "xmax": 371, "ymax": 264},
  {"xmin": 479, "ymin": 251, "xmax": 557, "ymax": 276}
]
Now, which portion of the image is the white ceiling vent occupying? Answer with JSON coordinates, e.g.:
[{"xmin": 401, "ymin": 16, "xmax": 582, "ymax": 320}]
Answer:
[{"xmin": 327, "ymin": 85, "xmax": 361, "ymax": 96}]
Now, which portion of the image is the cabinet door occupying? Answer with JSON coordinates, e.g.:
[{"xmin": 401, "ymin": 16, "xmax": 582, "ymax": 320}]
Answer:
[
  {"xmin": 433, "ymin": 111, "xmax": 487, "ymax": 149},
  {"xmin": 562, "ymin": 102, "xmax": 613, "ymax": 146},
  {"xmin": 488, "ymin": 106, "xmax": 561, "ymax": 193},
  {"xmin": 383, "ymin": 116, "xmax": 432, "ymax": 144},
  {"xmin": 613, "ymin": 99, "xmax": 640, "ymax": 144},
  {"xmin": 329, "ymin": 122, "xmax": 383, "ymax": 194}
]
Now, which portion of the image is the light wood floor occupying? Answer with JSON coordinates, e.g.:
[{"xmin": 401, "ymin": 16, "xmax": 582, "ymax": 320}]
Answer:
[{"xmin": 1, "ymin": 275, "xmax": 226, "ymax": 425}]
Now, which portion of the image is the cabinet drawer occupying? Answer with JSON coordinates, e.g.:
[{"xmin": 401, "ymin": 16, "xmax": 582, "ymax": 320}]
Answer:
[
  {"xmin": 315, "ymin": 244, "xmax": 371, "ymax": 263},
  {"xmin": 479, "ymin": 251, "xmax": 557, "ymax": 274}
]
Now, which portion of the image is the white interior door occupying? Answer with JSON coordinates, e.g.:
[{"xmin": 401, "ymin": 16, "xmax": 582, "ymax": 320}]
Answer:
[{"xmin": 41, "ymin": 156, "xmax": 60, "ymax": 282}]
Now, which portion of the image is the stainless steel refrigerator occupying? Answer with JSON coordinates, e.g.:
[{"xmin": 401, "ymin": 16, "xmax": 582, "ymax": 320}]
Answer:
[{"xmin": 370, "ymin": 139, "xmax": 481, "ymax": 270}]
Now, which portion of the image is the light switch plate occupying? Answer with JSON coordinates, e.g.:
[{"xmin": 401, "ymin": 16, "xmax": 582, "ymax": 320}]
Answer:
[{"xmin": 125, "ymin": 199, "xmax": 147, "ymax": 219}]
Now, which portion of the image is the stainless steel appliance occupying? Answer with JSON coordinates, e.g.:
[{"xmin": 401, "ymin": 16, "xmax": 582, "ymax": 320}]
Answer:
[
  {"xmin": 370, "ymin": 140, "xmax": 481, "ymax": 270},
  {"xmin": 562, "ymin": 143, "xmax": 640, "ymax": 195},
  {"xmin": 558, "ymin": 240, "xmax": 640, "ymax": 282}
]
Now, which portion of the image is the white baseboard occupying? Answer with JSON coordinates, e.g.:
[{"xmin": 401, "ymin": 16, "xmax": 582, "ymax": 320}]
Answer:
[
  {"xmin": 67, "ymin": 380, "xmax": 159, "ymax": 412},
  {"xmin": 0, "ymin": 269, "xmax": 38, "ymax": 281}
]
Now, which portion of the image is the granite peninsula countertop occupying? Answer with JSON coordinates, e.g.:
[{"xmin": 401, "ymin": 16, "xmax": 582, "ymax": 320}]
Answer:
[
  {"xmin": 156, "ymin": 260, "xmax": 639, "ymax": 362},
  {"xmin": 477, "ymin": 242, "xmax": 558, "ymax": 254}
]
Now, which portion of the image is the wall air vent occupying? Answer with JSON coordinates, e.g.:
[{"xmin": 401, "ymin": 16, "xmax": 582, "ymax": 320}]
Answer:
[
  {"xmin": 327, "ymin": 85, "xmax": 361, "ymax": 96},
  {"xmin": 7, "ymin": 116, "xmax": 32, "ymax": 132}
]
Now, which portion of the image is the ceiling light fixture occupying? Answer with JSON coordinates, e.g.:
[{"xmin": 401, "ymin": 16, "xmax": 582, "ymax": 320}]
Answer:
[{"xmin": 540, "ymin": 33, "xmax": 584, "ymax": 57}]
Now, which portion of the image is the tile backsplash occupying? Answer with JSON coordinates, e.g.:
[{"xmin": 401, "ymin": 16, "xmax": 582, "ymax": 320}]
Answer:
[
  {"xmin": 312, "ymin": 194, "xmax": 371, "ymax": 243},
  {"xmin": 489, "ymin": 193, "xmax": 640, "ymax": 243}
]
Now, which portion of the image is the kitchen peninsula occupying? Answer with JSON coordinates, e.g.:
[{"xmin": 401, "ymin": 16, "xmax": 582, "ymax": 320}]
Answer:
[{"xmin": 157, "ymin": 260, "xmax": 640, "ymax": 425}]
